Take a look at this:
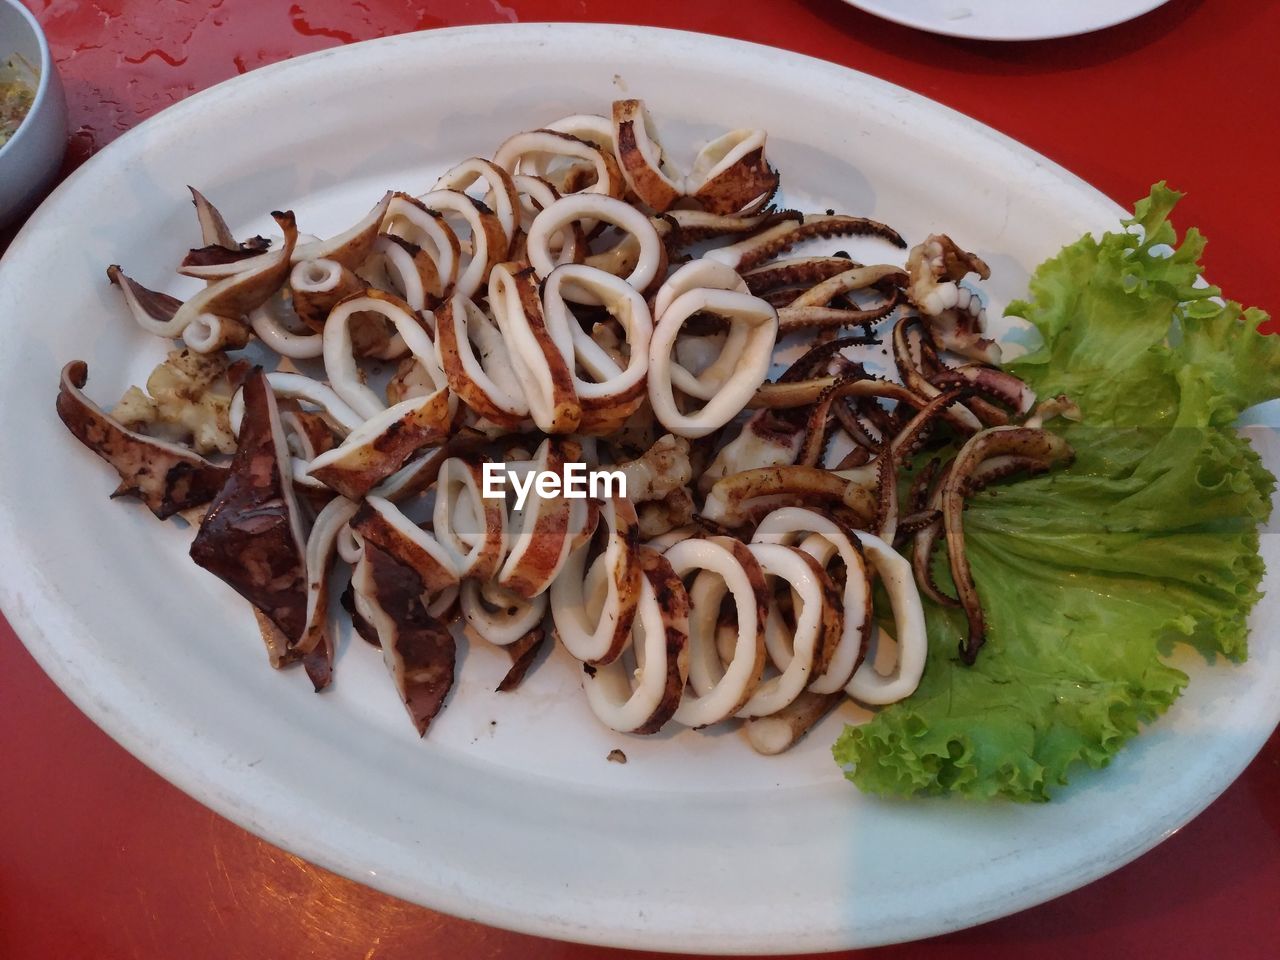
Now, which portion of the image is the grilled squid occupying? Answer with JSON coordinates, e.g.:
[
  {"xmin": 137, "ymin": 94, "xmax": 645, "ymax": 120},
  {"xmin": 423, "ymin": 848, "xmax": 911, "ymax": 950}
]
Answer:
[
  {"xmin": 380, "ymin": 193, "xmax": 462, "ymax": 299},
  {"xmin": 488, "ymin": 263, "xmax": 581, "ymax": 434},
  {"xmin": 550, "ymin": 495, "xmax": 642, "ymax": 664},
  {"xmin": 493, "ymin": 128, "xmax": 626, "ymax": 199},
  {"xmin": 905, "ymin": 234, "xmax": 999, "ymax": 364},
  {"xmin": 525, "ymin": 193, "xmax": 664, "ymax": 297},
  {"xmin": 581, "ymin": 546, "xmax": 690, "ymax": 734},
  {"xmin": 541, "ymin": 263, "xmax": 653, "ymax": 433},
  {"xmin": 668, "ymin": 536, "xmax": 769, "ymax": 728},
  {"xmin": 752, "ymin": 507, "xmax": 873, "ymax": 694},
  {"xmin": 435, "ymin": 292, "xmax": 530, "ymax": 429},
  {"xmin": 57, "ymin": 361, "xmax": 230, "ymax": 519},
  {"xmin": 648, "ymin": 268, "xmax": 778, "ymax": 438},
  {"xmin": 611, "ymin": 98, "xmax": 683, "ymax": 212},
  {"xmin": 685, "ymin": 128, "xmax": 778, "ymax": 215},
  {"xmin": 736, "ymin": 542, "xmax": 843, "ymax": 718},
  {"xmin": 109, "ymin": 211, "xmax": 298, "ymax": 352},
  {"xmin": 190, "ymin": 369, "xmax": 309, "ymax": 650},
  {"xmin": 432, "ymin": 456, "xmax": 508, "ymax": 581}
]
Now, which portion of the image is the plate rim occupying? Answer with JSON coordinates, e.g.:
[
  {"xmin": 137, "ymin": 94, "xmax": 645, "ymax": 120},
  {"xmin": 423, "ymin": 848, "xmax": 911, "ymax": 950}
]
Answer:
[
  {"xmin": 842, "ymin": 0, "xmax": 1172, "ymax": 42},
  {"xmin": 1, "ymin": 21, "xmax": 1271, "ymax": 954}
]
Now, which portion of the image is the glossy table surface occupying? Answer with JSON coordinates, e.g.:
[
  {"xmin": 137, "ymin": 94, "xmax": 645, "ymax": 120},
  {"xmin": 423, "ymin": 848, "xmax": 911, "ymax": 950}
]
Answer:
[{"xmin": 3, "ymin": 0, "xmax": 1279, "ymax": 956}]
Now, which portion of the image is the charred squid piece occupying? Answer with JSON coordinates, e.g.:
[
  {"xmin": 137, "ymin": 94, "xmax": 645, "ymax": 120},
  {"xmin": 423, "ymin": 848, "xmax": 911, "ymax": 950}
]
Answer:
[
  {"xmin": 487, "ymin": 262, "xmax": 582, "ymax": 434},
  {"xmin": 305, "ymin": 391, "xmax": 454, "ymax": 499},
  {"xmin": 736, "ymin": 543, "xmax": 844, "ymax": 719},
  {"xmin": 190, "ymin": 368, "xmax": 309, "ymax": 647},
  {"xmin": 495, "ymin": 626, "xmax": 550, "ymax": 693},
  {"xmin": 705, "ymin": 213, "xmax": 906, "ymax": 273},
  {"xmin": 188, "ymin": 185, "xmax": 240, "ymax": 248},
  {"xmin": 929, "ymin": 363, "xmax": 1036, "ymax": 421},
  {"xmin": 752, "ymin": 508, "xmax": 873, "ymax": 694},
  {"xmin": 540, "ymin": 263, "xmax": 654, "ymax": 435},
  {"xmin": 647, "ymin": 262, "xmax": 778, "ymax": 439},
  {"xmin": 293, "ymin": 495, "xmax": 361, "ymax": 691},
  {"xmin": 366, "ymin": 234, "xmax": 444, "ymax": 313},
  {"xmin": 435, "ymin": 293, "xmax": 530, "ymax": 430},
  {"xmin": 350, "ymin": 497, "xmax": 461, "ymax": 597},
  {"xmin": 526, "ymin": 194, "xmax": 666, "ymax": 297},
  {"xmin": 612, "ymin": 99, "xmax": 684, "ymax": 213},
  {"xmin": 700, "ymin": 465, "xmax": 879, "ymax": 530},
  {"xmin": 179, "ymin": 187, "xmax": 271, "ymax": 278},
  {"xmin": 112, "ymin": 211, "xmax": 299, "ymax": 353},
  {"xmin": 112, "ymin": 348, "xmax": 247, "ymax": 457},
  {"xmin": 685, "ymin": 128, "xmax": 780, "ymax": 216},
  {"xmin": 415, "ymin": 189, "xmax": 510, "ymax": 301},
  {"xmin": 582, "ymin": 546, "xmax": 691, "ymax": 734},
  {"xmin": 496, "ymin": 438, "xmax": 580, "ymax": 598},
  {"xmin": 1024, "ymin": 393, "xmax": 1082, "ymax": 429},
  {"xmin": 795, "ymin": 376, "xmax": 937, "ymax": 467},
  {"xmin": 943, "ymin": 426, "xmax": 1075, "ymax": 665},
  {"xmin": 431, "ymin": 457, "xmax": 509, "ymax": 582},
  {"xmin": 912, "ymin": 460, "xmax": 959, "ymax": 609},
  {"xmin": 340, "ymin": 577, "xmax": 381, "ymax": 648},
  {"xmin": 461, "ymin": 581, "xmax": 549, "ymax": 650},
  {"xmin": 57, "ymin": 361, "xmax": 230, "ymax": 520},
  {"xmin": 352, "ymin": 541, "xmax": 456, "ymax": 736},
  {"xmin": 293, "ymin": 191, "xmax": 394, "ymax": 269},
  {"xmin": 906, "ymin": 233, "xmax": 1000, "ymax": 365},
  {"xmin": 432, "ymin": 158, "xmax": 522, "ymax": 251}
]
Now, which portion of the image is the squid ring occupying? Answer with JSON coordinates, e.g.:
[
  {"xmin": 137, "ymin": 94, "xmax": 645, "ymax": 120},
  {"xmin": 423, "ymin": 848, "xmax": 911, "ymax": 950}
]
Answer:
[
  {"xmin": 735, "ymin": 542, "xmax": 842, "ymax": 718},
  {"xmin": 381, "ymin": 194, "xmax": 461, "ymax": 298},
  {"xmin": 525, "ymin": 194, "xmax": 663, "ymax": 299},
  {"xmin": 541, "ymin": 263, "xmax": 653, "ymax": 432},
  {"xmin": 417, "ymin": 188, "xmax": 508, "ymax": 301},
  {"xmin": 581, "ymin": 546, "xmax": 690, "ymax": 734},
  {"xmin": 653, "ymin": 260, "xmax": 757, "ymax": 402},
  {"xmin": 667, "ymin": 536, "xmax": 768, "ymax": 728},
  {"xmin": 432, "ymin": 457, "xmax": 508, "ymax": 582},
  {"xmin": 461, "ymin": 581, "xmax": 548, "ymax": 647},
  {"xmin": 843, "ymin": 532, "xmax": 928, "ymax": 706},
  {"xmin": 322, "ymin": 290, "xmax": 448, "ymax": 420},
  {"xmin": 493, "ymin": 128, "xmax": 625, "ymax": 199},
  {"xmin": 550, "ymin": 495, "xmax": 642, "ymax": 665},
  {"xmin": 647, "ymin": 286, "xmax": 778, "ymax": 438},
  {"xmin": 752, "ymin": 507, "xmax": 872, "ymax": 694},
  {"xmin": 612, "ymin": 98, "xmax": 683, "ymax": 213},
  {"xmin": 434, "ymin": 293, "xmax": 530, "ymax": 428},
  {"xmin": 432, "ymin": 157, "xmax": 521, "ymax": 249},
  {"xmin": 229, "ymin": 371, "xmax": 364, "ymax": 438},
  {"xmin": 488, "ymin": 263, "xmax": 581, "ymax": 434}
]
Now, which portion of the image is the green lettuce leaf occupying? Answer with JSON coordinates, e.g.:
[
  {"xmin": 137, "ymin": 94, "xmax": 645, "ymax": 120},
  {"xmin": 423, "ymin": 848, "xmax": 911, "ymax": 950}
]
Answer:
[{"xmin": 833, "ymin": 184, "xmax": 1278, "ymax": 801}]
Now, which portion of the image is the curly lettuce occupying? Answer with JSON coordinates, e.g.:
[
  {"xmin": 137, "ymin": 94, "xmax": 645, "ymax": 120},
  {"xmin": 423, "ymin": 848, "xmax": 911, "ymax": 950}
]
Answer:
[{"xmin": 833, "ymin": 184, "xmax": 1279, "ymax": 801}]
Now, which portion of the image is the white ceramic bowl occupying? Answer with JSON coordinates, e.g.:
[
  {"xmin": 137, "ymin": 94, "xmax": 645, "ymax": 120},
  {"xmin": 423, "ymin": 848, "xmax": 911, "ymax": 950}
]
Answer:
[{"xmin": 0, "ymin": 0, "xmax": 66, "ymax": 226}]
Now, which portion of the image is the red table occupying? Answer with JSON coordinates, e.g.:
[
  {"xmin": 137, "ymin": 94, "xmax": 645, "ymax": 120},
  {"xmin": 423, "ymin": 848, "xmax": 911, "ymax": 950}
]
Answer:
[{"xmin": 4, "ymin": 1, "xmax": 1279, "ymax": 957}]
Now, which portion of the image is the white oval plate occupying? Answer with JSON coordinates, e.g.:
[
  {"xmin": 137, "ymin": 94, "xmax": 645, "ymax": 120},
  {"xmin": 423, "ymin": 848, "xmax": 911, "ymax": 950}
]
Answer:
[
  {"xmin": 845, "ymin": 0, "xmax": 1171, "ymax": 41},
  {"xmin": 0, "ymin": 24, "xmax": 1275, "ymax": 954}
]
